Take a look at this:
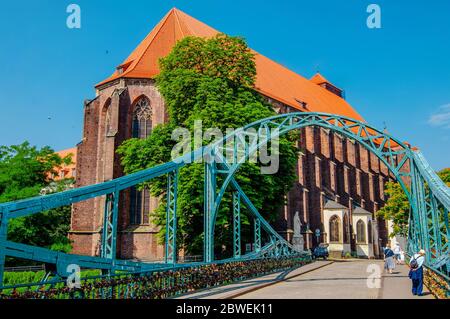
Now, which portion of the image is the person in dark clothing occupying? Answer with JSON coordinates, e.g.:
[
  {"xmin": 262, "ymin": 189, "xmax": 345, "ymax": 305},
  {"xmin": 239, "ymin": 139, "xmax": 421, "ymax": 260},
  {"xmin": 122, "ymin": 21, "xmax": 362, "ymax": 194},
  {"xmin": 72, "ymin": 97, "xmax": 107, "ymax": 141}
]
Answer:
[
  {"xmin": 408, "ymin": 249, "xmax": 426, "ymax": 296},
  {"xmin": 383, "ymin": 245, "xmax": 395, "ymax": 274}
]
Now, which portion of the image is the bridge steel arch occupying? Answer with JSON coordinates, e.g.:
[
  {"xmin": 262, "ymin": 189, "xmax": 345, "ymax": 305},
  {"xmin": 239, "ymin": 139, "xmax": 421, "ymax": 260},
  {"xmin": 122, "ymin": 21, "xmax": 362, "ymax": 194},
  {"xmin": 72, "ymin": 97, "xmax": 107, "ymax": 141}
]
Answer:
[
  {"xmin": 205, "ymin": 114, "xmax": 412, "ymax": 260},
  {"xmin": 202, "ymin": 112, "xmax": 450, "ymax": 280},
  {"xmin": 0, "ymin": 112, "xmax": 449, "ymax": 288}
]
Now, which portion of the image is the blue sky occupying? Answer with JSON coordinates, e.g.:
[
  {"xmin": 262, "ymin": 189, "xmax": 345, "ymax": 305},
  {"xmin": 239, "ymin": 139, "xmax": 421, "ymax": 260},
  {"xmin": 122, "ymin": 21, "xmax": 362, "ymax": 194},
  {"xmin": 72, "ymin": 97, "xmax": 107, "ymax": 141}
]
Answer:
[{"xmin": 0, "ymin": 1, "xmax": 449, "ymax": 169}]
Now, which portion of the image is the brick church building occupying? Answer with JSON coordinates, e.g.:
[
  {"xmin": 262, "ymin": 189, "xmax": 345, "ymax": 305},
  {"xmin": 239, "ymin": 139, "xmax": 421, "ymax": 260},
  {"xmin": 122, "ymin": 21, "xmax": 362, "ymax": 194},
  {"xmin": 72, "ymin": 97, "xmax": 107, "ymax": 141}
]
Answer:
[{"xmin": 70, "ymin": 8, "xmax": 392, "ymax": 261}]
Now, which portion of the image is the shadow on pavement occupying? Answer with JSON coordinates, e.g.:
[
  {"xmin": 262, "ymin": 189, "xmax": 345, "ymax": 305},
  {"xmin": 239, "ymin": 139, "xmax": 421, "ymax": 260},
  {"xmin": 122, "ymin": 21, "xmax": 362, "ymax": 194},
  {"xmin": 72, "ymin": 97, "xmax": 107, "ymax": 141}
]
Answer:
[{"xmin": 179, "ymin": 268, "xmax": 297, "ymax": 299}]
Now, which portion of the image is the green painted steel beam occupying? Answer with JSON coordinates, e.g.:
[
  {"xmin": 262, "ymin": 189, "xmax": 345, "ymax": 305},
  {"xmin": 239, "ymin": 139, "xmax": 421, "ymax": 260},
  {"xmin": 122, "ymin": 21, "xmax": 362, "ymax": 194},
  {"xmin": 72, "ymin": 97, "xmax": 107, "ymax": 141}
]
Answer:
[
  {"xmin": 233, "ymin": 192, "xmax": 241, "ymax": 258},
  {"xmin": 204, "ymin": 161, "xmax": 216, "ymax": 263},
  {"xmin": 0, "ymin": 112, "xmax": 449, "ymax": 287},
  {"xmin": 254, "ymin": 218, "xmax": 261, "ymax": 253},
  {"xmin": 0, "ymin": 211, "xmax": 7, "ymax": 286},
  {"xmin": 165, "ymin": 169, "xmax": 179, "ymax": 264}
]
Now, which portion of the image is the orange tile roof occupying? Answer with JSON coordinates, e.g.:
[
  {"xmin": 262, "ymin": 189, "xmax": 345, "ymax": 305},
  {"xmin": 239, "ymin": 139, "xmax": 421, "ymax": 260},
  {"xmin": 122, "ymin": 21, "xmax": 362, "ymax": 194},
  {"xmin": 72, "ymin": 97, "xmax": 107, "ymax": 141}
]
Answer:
[
  {"xmin": 310, "ymin": 73, "xmax": 331, "ymax": 85},
  {"xmin": 53, "ymin": 147, "xmax": 77, "ymax": 180},
  {"xmin": 56, "ymin": 147, "xmax": 77, "ymax": 160},
  {"xmin": 96, "ymin": 8, "xmax": 364, "ymax": 121}
]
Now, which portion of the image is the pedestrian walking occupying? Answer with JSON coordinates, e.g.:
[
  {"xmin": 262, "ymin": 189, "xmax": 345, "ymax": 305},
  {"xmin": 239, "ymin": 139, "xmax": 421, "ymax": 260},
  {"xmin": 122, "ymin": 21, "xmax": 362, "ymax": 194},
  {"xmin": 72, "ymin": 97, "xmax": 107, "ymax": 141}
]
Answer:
[
  {"xmin": 383, "ymin": 245, "xmax": 396, "ymax": 274},
  {"xmin": 393, "ymin": 243, "xmax": 401, "ymax": 264},
  {"xmin": 399, "ymin": 249, "xmax": 405, "ymax": 265},
  {"xmin": 408, "ymin": 249, "xmax": 426, "ymax": 296}
]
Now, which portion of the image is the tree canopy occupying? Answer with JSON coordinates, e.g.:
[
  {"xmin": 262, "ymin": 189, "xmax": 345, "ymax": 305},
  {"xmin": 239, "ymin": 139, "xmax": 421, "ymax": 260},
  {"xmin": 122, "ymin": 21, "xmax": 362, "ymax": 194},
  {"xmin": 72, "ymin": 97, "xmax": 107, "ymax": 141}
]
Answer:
[
  {"xmin": 377, "ymin": 168, "xmax": 450, "ymax": 238},
  {"xmin": 118, "ymin": 34, "xmax": 299, "ymax": 257},
  {"xmin": 0, "ymin": 142, "xmax": 71, "ymax": 202},
  {"xmin": 376, "ymin": 181, "xmax": 410, "ymax": 237},
  {"xmin": 438, "ymin": 168, "xmax": 450, "ymax": 187},
  {"xmin": 0, "ymin": 142, "xmax": 74, "ymax": 261}
]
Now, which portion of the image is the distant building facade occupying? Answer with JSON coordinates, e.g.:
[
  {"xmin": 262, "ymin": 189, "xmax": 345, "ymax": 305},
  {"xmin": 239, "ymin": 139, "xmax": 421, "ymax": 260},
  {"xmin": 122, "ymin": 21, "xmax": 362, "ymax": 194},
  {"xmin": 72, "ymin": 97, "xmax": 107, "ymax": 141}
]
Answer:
[
  {"xmin": 52, "ymin": 148, "xmax": 77, "ymax": 180},
  {"xmin": 70, "ymin": 8, "xmax": 393, "ymax": 261}
]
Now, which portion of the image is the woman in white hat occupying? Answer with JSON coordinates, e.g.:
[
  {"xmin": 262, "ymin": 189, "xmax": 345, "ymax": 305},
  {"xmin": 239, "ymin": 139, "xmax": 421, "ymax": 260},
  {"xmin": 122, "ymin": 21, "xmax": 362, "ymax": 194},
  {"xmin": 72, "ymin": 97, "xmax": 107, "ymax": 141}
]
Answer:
[{"xmin": 399, "ymin": 248, "xmax": 405, "ymax": 264}]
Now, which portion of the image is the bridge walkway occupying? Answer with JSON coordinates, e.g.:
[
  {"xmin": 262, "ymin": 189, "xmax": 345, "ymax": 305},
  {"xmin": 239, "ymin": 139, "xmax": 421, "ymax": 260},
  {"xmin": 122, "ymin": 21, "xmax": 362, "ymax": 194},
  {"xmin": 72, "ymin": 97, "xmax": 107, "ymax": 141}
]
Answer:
[
  {"xmin": 380, "ymin": 261, "xmax": 434, "ymax": 299},
  {"xmin": 177, "ymin": 260, "xmax": 434, "ymax": 299},
  {"xmin": 175, "ymin": 260, "xmax": 332, "ymax": 299}
]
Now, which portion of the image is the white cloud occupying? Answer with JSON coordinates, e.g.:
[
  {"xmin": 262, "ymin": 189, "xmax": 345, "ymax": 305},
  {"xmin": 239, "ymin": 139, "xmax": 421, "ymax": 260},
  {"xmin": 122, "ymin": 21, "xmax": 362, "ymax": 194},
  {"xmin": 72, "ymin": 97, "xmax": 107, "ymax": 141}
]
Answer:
[{"xmin": 428, "ymin": 104, "xmax": 450, "ymax": 129}]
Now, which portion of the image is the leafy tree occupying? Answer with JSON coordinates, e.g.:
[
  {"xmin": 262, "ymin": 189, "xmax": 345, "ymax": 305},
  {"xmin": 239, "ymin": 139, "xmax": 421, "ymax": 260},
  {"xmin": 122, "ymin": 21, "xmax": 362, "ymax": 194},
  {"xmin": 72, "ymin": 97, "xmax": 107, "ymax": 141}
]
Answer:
[
  {"xmin": 377, "ymin": 181, "xmax": 410, "ymax": 237},
  {"xmin": 118, "ymin": 34, "xmax": 299, "ymax": 257},
  {"xmin": 0, "ymin": 142, "xmax": 74, "ymax": 263},
  {"xmin": 377, "ymin": 168, "xmax": 450, "ymax": 237},
  {"xmin": 438, "ymin": 168, "xmax": 450, "ymax": 187},
  {"xmin": 7, "ymin": 206, "xmax": 72, "ymax": 251},
  {"xmin": 0, "ymin": 142, "xmax": 70, "ymax": 202}
]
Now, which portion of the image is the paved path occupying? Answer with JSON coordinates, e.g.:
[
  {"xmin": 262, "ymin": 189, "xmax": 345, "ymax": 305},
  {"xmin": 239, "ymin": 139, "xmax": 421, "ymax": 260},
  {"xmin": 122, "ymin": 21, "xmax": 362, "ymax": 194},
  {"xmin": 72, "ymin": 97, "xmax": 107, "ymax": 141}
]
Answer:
[
  {"xmin": 380, "ymin": 262, "xmax": 434, "ymax": 299},
  {"xmin": 178, "ymin": 260, "xmax": 434, "ymax": 299},
  {"xmin": 236, "ymin": 260, "xmax": 381, "ymax": 299},
  {"xmin": 236, "ymin": 260, "xmax": 433, "ymax": 299},
  {"xmin": 175, "ymin": 261, "xmax": 332, "ymax": 299}
]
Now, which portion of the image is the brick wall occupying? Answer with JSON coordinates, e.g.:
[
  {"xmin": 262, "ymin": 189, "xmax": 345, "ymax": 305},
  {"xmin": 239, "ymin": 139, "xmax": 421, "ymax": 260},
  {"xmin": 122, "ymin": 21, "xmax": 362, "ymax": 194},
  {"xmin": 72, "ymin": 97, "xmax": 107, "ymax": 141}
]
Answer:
[
  {"xmin": 70, "ymin": 79, "xmax": 166, "ymax": 260},
  {"xmin": 71, "ymin": 79, "xmax": 392, "ymax": 260}
]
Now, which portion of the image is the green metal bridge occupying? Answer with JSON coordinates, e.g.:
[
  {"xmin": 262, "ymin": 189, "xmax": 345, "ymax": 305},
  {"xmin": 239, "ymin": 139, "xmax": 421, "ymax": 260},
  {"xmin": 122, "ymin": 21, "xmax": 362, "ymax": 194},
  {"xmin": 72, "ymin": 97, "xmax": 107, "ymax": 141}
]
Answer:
[{"xmin": 0, "ymin": 112, "xmax": 448, "ymax": 298}]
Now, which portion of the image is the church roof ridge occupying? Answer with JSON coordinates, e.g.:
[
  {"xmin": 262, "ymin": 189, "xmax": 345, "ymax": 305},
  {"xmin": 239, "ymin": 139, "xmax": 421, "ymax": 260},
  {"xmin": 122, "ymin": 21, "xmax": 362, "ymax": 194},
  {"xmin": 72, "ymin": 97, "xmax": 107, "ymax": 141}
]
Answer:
[
  {"xmin": 96, "ymin": 8, "xmax": 364, "ymax": 121},
  {"xmin": 310, "ymin": 72, "xmax": 329, "ymax": 85},
  {"xmin": 324, "ymin": 200, "xmax": 348, "ymax": 210},
  {"xmin": 353, "ymin": 206, "xmax": 372, "ymax": 215},
  {"xmin": 310, "ymin": 72, "xmax": 343, "ymax": 91}
]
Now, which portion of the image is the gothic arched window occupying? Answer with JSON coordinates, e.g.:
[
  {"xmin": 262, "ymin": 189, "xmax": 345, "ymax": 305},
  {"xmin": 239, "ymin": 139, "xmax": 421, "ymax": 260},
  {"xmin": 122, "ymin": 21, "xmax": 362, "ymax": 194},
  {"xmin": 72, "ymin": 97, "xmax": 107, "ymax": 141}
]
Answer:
[
  {"xmin": 343, "ymin": 213, "xmax": 349, "ymax": 244},
  {"xmin": 101, "ymin": 100, "xmax": 112, "ymax": 182},
  {"xmin": 105, "ymin": 107, "xmax": 112, "ymax": 136},
  {"xmin": 130, "ymin": 97, "xmax": 152, "ymax": 225},
  {"xmin": 357, "ymin": 220, "xmax": 366, "ymax": 244},
  {"xmin": 329, "ymin": 215, "xmax": 341, "ymax": 243},
  {"xmin": 368, "ymin": 220, "xmax": 373, "ymax": 244},
  {"xmin": 132, "ymin": 97, "xmax": 152, "ymax": 139}
]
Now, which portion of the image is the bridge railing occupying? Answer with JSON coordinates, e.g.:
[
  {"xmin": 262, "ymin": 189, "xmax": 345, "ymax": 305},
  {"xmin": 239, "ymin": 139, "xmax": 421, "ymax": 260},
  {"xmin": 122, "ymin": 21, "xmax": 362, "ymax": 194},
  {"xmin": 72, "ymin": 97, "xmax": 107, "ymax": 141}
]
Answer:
[
  {"xmin": 0, "ymin": 255, "xmax": 310, "ymax": 299},
  {"xmin": 408, "ymin": 151, "xmax": 450, "ymax": 280},
  {"xmin": 0, "ymin": 112, "xmax": 449, "ymax": 291}
]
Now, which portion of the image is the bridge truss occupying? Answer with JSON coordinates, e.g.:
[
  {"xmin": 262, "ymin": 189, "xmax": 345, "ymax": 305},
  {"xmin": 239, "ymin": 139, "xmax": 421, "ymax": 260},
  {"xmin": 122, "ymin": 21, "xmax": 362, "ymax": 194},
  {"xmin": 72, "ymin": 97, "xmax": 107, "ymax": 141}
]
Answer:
[{"xmin": 0, "ymin": 112, "xmax": 449, "ymax": 290}]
